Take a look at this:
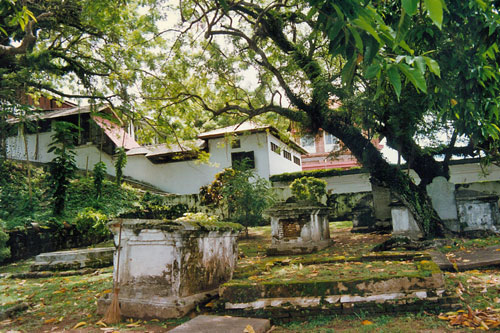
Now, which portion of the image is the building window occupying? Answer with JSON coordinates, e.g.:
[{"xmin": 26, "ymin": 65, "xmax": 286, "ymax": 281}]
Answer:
[
  {"xmin": 300, "ymin": 134, "xmax": 316, "ymax": 153},
  {"xmin": 293, "ymin": 156, "xmax": 301, "ymax": 165},
  {"xmin": 283, "ymin": 150, "xmax": 291, "ymax": 161},
  {"xmin": 270, "ymin": 142, "xmax": 281, "ymax": 154},
  {"xmin": 231, "ymin": 151, "xmax": 255, "ymax": 169},
  {"xmin": 324, "ymin": 132, "xmax": 339, "ymax": 151}
]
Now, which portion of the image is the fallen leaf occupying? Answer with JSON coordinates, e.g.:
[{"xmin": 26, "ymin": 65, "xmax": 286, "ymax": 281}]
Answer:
[
  {"xmin": 96, "ymin": 320, "xmax": 107, "ymax": 327},
  {"xmin": 361, "ymin": 320, "xmax": 373, "ymax": 325},
  {"xmin": 244, "ymin": 324, "xmax": 255, "ymax": 333},
  {"xmin": 73, "ymin": 321, "xmax": 86, "ymax": 329},
  {"xmin": 44, "ymin": 318, "xmax": 58, "ymax": 324}
]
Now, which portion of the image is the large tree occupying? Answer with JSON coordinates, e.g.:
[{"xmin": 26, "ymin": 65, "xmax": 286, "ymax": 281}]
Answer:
[
  {"xmin": 0, "ymin": 0, "xmax": 164, "ymax": 155},
  {"xmin": 138, "ymin": 0, "xmax": 500, "ymax": 238}
]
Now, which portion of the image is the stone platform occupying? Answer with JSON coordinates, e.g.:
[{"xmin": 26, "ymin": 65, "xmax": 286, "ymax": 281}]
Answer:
[
  {"xmin": 169, "ymin": 315, "xmax": 271, "ymax": 333},
  {"xmin": 221, "ymin": 253, "xmax": 460, "ymax": 316},
  {"xmin": 31, "ymin": 247, "xmax": 114, "ymax": 271}
]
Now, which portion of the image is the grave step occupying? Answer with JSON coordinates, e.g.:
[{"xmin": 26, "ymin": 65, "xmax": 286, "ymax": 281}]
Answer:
[
  {"xmin": 169, "ymin": 315, "xmax": 270, "ymax": 333},
  {"xmin": 31, "ymin": 247, "xmax": 114, "ymax": 271}
]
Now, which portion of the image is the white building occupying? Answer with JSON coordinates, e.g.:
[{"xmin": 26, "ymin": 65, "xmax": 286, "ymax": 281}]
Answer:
[{"xmin": 5, "ymin": 106, "xmax": 305, "ymax": 194}]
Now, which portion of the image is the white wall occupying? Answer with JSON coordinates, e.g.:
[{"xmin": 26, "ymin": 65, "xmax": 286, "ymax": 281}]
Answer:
[
  {"xmin": 271, "ymin": 162, "xmax": 500, "ymax": 201},
  {"xmin": 6, "ymin": 132, "xmax": 115, "ymax": 175},
  {"xmin": 7, "ymin": 130, "xmax": 303, "ymax": 195},
  {"xmin": 267, "ymin": 134, "xmax": 302, "ymax": 176}
]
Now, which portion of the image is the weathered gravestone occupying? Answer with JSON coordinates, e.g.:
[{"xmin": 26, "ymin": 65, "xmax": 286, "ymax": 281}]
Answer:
[
  {"xmin": 266, "ymin": 203, "xmax": 332, "ymax": 255},
  {"xmin": 97, "ymin": 218, "xmax": 241, "ymax": 319},
  {"xmin": 389, "ymin": 200, "xmax": 423, "ymax": 239},
  {"xmin": 426, "ymin": 177, "xmax": 459, "ymax": 232},
  {"xmin": 371, "ymin": 182, "xmax": 393, "ymax": 231},
  {"xmin": 31, "ymin": 247, "xmax": 113, "ymax": 271},
  {"xmin": 456, "ymin": 190, "xmax": 500, "ymax": 232}
]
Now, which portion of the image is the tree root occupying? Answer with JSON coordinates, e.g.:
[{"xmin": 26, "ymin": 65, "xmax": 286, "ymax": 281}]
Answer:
[{"xmin": 372, "ymin": 236, "xmax": 453, "ymax": 252}]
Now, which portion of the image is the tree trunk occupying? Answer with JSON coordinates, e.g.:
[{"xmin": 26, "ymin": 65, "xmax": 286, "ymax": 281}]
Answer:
[
  {"xmin": 21, "ymin": 124, "xmax": 32, "ymax": 202},
  {"xmin": 381, "ymin": 127, "xmax": 448, "ymax": 187},
  {"xmin": 323, "ymin": 118, "xmax": 445, "ymax": 238}
]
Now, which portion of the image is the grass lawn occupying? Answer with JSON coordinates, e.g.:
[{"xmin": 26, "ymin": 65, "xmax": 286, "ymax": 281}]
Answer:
[{"xmin": 1, "ymin": 221, "xmax": 499, "ymax": 332}]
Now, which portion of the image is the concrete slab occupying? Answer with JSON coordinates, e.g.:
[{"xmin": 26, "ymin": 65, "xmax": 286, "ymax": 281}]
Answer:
[
  {"xmin": 169, "ymin": 315, "xmax": 271, "ymax": 333},
  {"xmin": 431, "ymin": 245, "xmax": 500, "ymax": 272},
  {"xmin": 31, "ymin": 247, "xmax": 113, "ymax": 271}
]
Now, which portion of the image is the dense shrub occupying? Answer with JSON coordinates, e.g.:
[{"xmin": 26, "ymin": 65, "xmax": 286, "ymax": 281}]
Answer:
[
  {"xmin": 74, "ymin": 208, "xmax": 110, "ymax": 242},
  {"xmin": 290, "ymin": 176, "xmax": 327, "ymax": 203},
  {"xmin": 0, "ymin": 220, "xmax": 10, "ymax": 262}
]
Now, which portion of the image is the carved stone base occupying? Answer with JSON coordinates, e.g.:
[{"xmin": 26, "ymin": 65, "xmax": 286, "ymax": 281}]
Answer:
[
  {"xmin": 97, "ymin": 289, "xmax": 218, "ymax": 319},
  {"xmin": 266, "ymin": 239, "xmax": 333, "ymax": 256}
]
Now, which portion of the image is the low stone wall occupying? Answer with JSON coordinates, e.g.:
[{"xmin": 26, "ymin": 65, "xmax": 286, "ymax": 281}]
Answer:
[{"xmin": 5, "ymin": 224, "xmax": 111, "ymax": 263}]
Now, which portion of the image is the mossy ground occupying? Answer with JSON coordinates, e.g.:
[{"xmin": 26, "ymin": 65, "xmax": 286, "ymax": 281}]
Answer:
[{"xmin": 0, "ymin": 222, "xmax": 499, "ymax": 332}]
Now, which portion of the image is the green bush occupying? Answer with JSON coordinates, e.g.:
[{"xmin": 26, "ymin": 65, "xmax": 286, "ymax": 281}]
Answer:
[
  {"xmin": 290, "ymin": 176, "xmax": 327, "ymax": 203},
  {"xmin": 93, "ymin": 161, "xmax": 107, "ymax": 199},
  {"xmin": 74, "ymin": 207, "xmax": 110, "ymax": 241},
  {"xmin": 214, "ymin": 161, "xmax": 275, "ymax": 236},
  {"xmin": 0, "ymin": 220, "xmax": 11, "ymax": 262},
  {"xmin": 269, "ymin": 167, "xmax": 363, "ymax": 182}
]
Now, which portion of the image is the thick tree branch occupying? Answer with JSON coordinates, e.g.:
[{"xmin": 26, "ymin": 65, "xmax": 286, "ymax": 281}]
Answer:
[{"xmin": 0, "ymin": 12, "xmax": 53, "ymax": 56}]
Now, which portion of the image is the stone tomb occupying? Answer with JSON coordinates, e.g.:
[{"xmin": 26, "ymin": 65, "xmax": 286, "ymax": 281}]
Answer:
[
  {"xmin": 266, "ymin": 203, "xmax": 332, "ymax": 255},
  {"xmin": 97, "ymin": 218, "xmax": 240, "ymax": 319},
  {"xmin": 31, "ymin": 247, "xmax": 113, "ymax": 271},
  {"xmin": 456, "ymin": 190, "xmax": 500, "ymax": 232},
  {"xmin": 389, "ymin": 200, "xmax": 423, "ymax": 240},
  {"xmin": 426, "ymin": 177, "xmax": 459, "ymax": 232}
]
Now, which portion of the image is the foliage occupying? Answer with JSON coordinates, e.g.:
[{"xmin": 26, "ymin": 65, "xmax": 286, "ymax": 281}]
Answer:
[
  {"xmin": 118, "ymin": 203, "xmax": 189, "ymax": 220},
  {"xmin": 114, "ymin": 147, "xmax": 127, "ymax": 186},
  {"xmin": 74, "ymin": 207, "xmax": 110, "ymax": 242},
  {"xmin": 175, "ymin": 212, "xmax": 218, "ymax": 223},
  {"xmin": 219, "ymin": 162, "xmax": 275, "ymax": 234},
  {"xmin": 290, "ymin": 177, "xmax": 327, "ymax": 203},
  {"xmin": 93, "ymin": 161, "xmax": 107, "ymax": 199},
  {"xmin": 270, "ymin": 167, "xmax": 363, "ymax": 182},
  {"xmin": 47, "ymin": 121, "xmax": 79, "ymax": 215},
  {"xmin": 199, "ymin": 168, "xmax": 236, "ymax": 208},
  {"xmin": 0, "ymin": 220, "xmax": 10, "ymax": 262},
  {"xmin": 0, "ymin": 160, "xmax": 141, "ymax": 232}
]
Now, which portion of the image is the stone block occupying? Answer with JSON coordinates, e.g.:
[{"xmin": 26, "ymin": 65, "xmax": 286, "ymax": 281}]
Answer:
[
  {"xmin": 390, "ymin": 202, "xmax": 423, "ymax": 239},
  {"xmin": 31, "ymin": 247, "xmax": 113, "ymax": 272},
  {"xmin": 426, "ymin": 177, "xmax": 458, "ymax": 221},
  {"xmin": 169, "ymin": 315, "xmax": 271, "ymax": 333},
  {"xmin": 266, "ymin": 204, "xmax": 332, "ymax": 255},
  {"xmin": 97, "ymin": 218, "xmax": 240, "ymax": 319},
  {"xmin": 456, "ymin": 190, "xmax": 500, "ymax": 232}
]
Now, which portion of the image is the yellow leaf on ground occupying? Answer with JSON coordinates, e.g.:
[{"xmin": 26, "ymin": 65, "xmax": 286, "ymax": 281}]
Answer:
[
  {"xmin": 43, "ymin": 318, "xmax": 57, "ymax": 324},
  {"xmin": 96, "ymin": 320, "xmax": 107, "ymax": 327},
  {"xmin": 73, "ymin": 321, "xmax": 86, "ymax": 329},
  {"xmin": 361, "ymin": 320, "xmax": 373, "ymax": 325},
  {"xmin": 244, "ymin": 324, "xmax": 255, "ymax": 333}
]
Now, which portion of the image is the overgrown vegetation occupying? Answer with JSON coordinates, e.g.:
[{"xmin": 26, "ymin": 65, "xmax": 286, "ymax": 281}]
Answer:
[
  {"xmin": 270, "ymin": 167, "xmax": 364, "ymax": 182},
  {"xmin": 0, "ymin": 159, "xmax": 155, "ymax": 260},
  {"xmin": 47, "ymin": 122, "xmax": 79, "ymax": 215},
  {"xmin": 290, "ymin": 176, "xmax": 327, "ymax": 203},
  {"xmin": 202, "ymin": 161, "xmax": 275, "ymax": 237}
]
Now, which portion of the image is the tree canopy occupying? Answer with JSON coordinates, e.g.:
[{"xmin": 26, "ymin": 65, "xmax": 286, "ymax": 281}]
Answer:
[{"xmin": 2, "ymin": 0, "xmax": 500, "ymax": 238}]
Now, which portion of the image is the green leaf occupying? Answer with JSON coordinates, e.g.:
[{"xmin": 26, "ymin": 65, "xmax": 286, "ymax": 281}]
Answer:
[
  {"xmin": 352, "ymin": 17, "xmax": 381, "ymax": 43},
  {"xmin": 365, "ymin": 63, "xmax": 381, "ymax": 79},
  {"xmin": 387, "ymin": 65, "xmax": 402, "ymax": 99},
  {"xmin": 348, "ymin": 25, "xmax": 363, "ymax": 51},
  {"xmin": 342, "ymin": 54, "xmax": 357, "ymax": 87},
  {"xmin": 397, "ymin": 63, "xmax": 427, "ymax": 93},
  {"xmin": 424, "ymin": 0, "xmax": 443, "ymax": 29},
  {"xmin": 402, "ymin": 0, "xmax": 419, "ymax": 16},
  {"xmin": 423, "ymin": 56, "xmax": 440, "ymax": 77}
]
